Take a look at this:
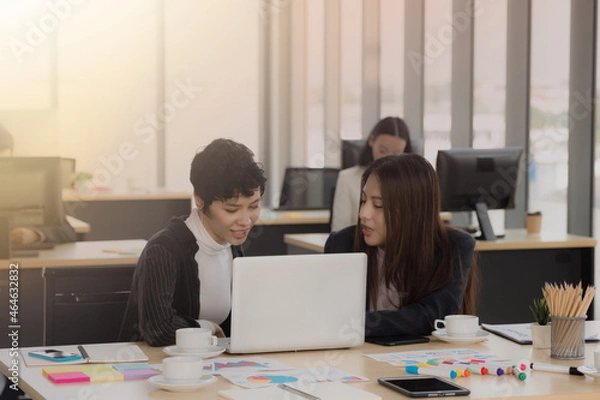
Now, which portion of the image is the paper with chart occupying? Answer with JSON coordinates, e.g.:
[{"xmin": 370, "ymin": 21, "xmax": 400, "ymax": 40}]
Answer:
[
  {"xmin": 364, "ymin": 348, "xmax": 510, "ymax": 367},
  {"xmin": 200, "ymin": 357, "xmax": 294, "ymax": 375},
  {"xmin": 219, "ymin": 367, "xmax": 370, "ymax": 389}
]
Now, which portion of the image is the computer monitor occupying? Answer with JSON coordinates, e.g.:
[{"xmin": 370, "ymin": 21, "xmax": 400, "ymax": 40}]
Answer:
[
  {"xmin": 0, "ymin": 157, "xmax": 65, "ymax": 228},
  {"xmin": 278, "ymin": 167, "xmax": 340, "ymax": 210},
  {"xmin": 341, "ymin": 137, "xmax": 424, "ymax": 169},
  {"xmin": 436, "ymin": 147, "xmax": 524, "ymax": 240},
  {"xmin": 61, "ymin": 158, "xmax": 76, "ymax": 189}
]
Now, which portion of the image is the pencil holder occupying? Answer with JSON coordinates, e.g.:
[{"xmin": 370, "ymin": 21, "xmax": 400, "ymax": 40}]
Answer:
[{"xmin": 550, "ymin": 316, "xmax": 586, "ymax": 359}]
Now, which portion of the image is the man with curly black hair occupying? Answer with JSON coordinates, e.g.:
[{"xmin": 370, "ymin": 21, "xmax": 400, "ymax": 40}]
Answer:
[{"xmin": 120, "ymin": 138, "xmax": 267, "ymax": 346}]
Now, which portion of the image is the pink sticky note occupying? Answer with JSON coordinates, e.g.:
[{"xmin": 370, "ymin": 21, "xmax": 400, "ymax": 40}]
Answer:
[{"xmin": 48, "ymin": 372, "xmax": 90, "ymax": 384}]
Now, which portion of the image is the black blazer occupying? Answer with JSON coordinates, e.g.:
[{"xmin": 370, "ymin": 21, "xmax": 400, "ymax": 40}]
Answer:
[
  {"xmin": 325, "ymin": 225, "xmax": 475, "ymax": 337},
  {"xmin": 119, "ymin": 216, "xmax": 243, "ymax": 346}
]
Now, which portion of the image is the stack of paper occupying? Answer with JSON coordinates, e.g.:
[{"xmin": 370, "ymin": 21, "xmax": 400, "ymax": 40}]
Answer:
[{"xmin": 218, "ymin": 382, "xmax": 381, "ymax": 400}]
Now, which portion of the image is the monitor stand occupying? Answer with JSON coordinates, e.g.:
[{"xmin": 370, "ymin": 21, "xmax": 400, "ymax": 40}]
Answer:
[{"xmin": 474, "ymin": 202, "xmax": 496, "ymax": 241}]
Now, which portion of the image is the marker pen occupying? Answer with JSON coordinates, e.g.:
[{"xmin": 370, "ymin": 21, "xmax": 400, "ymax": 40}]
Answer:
[
  {"xmin": 481, "ymin": 363, "xmax": 506, "ymax": 376},
  {"xmin": 406, "ymin": 365, "xmax": 457, "ymax": 379},
  {"xmin": 510, "ymin": 367, "xmax": 527, "ymax": 381},
  {"xmin": 529, "ymin": 362, "xmax": 584, "ymax": 376},
  {"xmin": 466, "ymin": 365, "xmax": 489, "ymax": 375},
  {"xmin": 421, "ymin": 363, "xmax": 471, "ymax": 377}
]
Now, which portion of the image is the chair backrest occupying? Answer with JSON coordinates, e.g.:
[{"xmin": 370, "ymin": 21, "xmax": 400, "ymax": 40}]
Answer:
[{"xmin": 341, "ymin": 140, "xmax": 365, "ymax": 169}]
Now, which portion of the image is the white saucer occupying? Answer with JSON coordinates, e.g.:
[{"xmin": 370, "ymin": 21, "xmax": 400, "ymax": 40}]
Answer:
[
  {"xmin": 577, "ymin": 365, "xmax": 600, "ymax": 379},
  {"xmin": 432, "ymin": 329, "xmax": 490, "ymax": 344},
  {"xmin": 163, "ymin": 345, "xmax": 226, "ymax": 358},
  {"xmin": 148, "ymin": 374, "xmax": 217, "ymax": 392}
]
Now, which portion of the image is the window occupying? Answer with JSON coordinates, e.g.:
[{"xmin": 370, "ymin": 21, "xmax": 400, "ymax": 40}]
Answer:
[
  {"xmin": 529, "ymin": 0, "xmax": 571, "ymax": 233},
  {"xmin": 423, "ymin": 0, "xmax": 452, "ymax": 164},
  {"xmin": 473, "ymin": 0, "xmax": 507, "ymax": 149},
  {"xmin": 380, "ymin": 0, "xmax": 405, "ymax": 121}
]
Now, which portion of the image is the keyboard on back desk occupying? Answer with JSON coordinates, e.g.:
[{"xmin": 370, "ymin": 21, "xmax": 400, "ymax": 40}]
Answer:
[{"xmin": 11, "ymin": 242, "xmax": 56, "ymax": 251}]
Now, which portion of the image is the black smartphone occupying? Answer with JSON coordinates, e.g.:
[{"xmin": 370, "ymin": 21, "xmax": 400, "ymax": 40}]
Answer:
[
  {"xmin": 366, "ymin": 335, "xmax": 430, "ymax": 346},
  {"xmin": 378, "ymin": 376, "xmax": 470, "ymax": 398},
  {"xmin": 28, "ymin": 349, "xmax": 83, "ymax": 362}
]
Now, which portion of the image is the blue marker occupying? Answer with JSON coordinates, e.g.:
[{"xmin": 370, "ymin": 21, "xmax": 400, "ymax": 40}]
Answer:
[{"xmin": 406, "ymin": 365, "xmax": 457, "ymax": 379}]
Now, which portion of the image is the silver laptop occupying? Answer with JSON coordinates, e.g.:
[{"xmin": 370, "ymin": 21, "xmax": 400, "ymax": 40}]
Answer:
[{"xmin": 222, "ymin": 253, "xmax": 367, "ymax": 354}]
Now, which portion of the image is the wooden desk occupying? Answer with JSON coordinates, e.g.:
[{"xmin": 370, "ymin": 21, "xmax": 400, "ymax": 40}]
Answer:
[
  {"xmin": 284, "ymin": 230, "xmax": 597, "ymax": 324},
  {"xmin": 0, "ymin": 240, "xmax": 145, "ymax": 347},
  {"xmin": 65, "ymin": 215, "xmax": 90, "ymax": 235},
  {"xmin": 3, "ymin": 330, "xmax": 600, "ymax": 399},
  {"xmin": 242, "ymin": 209, "xmax": 331, "ymax": 256},
  {"xmin": 63, "ymin": 190, "xmax": 192, "ymax": 241}
]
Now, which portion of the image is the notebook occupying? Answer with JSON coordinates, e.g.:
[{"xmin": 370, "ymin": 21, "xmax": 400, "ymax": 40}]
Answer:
[
  {"xmin": 482, "ymin": 322, "xmax": 600, "ymax": 345},
  {"xmin": 218, "ymin": 382, "xmax": 381, "ymax": 400},
  {"xmin": 224, "ymin": 253, "xmax": 367, "ymax": 354},
  {"xmin": 21, "ymin": 343, "xmax": 148, "ymax": 367}
]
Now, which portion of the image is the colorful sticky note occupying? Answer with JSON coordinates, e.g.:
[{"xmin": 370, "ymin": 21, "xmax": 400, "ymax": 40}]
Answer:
[{"xmin": 47, "ymin": 372, "xmax": 90, "ymax": 384}]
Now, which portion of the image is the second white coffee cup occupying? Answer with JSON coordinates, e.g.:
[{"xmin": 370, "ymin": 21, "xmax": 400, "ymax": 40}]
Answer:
[
  {"xmin": 162, "ymin": 356, "xmax": 215, "ymax": 383},
  {"xmin": 176, "ymin": 327, "xmax": 218, "ymax": 352},
  {"xmin": 434, "ymin": 314, "xmax": 479, "ymax": 337}
]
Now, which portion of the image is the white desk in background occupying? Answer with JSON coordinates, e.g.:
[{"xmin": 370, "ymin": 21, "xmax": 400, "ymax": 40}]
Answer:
[
  {"xmin": 0, "ymin": 240, "xmax": 146, "ymax": 347},
  {"xmin": 284, "ymin": 230, "xmax": 597, "ymax": 324},
  {"xmin": 65, "ymin": 215, "xmax": 90, "ymax": 236},
  {"xmin": 3, "ymin": 328, "xmax": 600, "ymax": 399}
]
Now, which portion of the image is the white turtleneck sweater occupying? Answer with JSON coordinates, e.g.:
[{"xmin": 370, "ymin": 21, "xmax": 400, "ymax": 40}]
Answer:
[{"xmin": 185, "ymin": 209, "xmax": 233, "ymax": 333}]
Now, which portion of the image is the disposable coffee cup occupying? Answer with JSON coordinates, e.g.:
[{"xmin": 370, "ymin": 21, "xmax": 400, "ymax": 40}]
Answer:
[
  {"xmin": 176, "ymin": 327, "xmax": 218, "ymax": 352},
  {"xmin": 526, "ymin": 211, "xmax": 542, "ymax": 234},
  {"xmin": 434, "ymin": 315, "xmax": 479, "ymax": 337}
]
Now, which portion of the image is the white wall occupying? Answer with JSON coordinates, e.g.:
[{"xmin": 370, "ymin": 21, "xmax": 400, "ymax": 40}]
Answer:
[
  {"xmin": 0, "ymin": 0, "xmax": 259, "ymax": 194},
  {"xmin": 164, "ymin": 0, "xmax": 260, "ymax": 192}
]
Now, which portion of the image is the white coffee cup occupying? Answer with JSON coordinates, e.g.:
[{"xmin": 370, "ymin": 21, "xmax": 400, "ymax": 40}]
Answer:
[
  {"xmin": 594, "ymin": 349, "xmax": 600, "ymax": 370},
  {"xmin": 176, "ymin": 327, "xmax": 218, "ymax": 352},
  {"xmin": 434, "ymin": 315, "xmax": 479, "ymax": 337},
  {"xmin": 162, "ymin": 356, "xmax": 215, "ymax": 383}
]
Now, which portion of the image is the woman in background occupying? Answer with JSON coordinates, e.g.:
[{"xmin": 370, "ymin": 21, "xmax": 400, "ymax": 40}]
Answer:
[
  {"xmin": 120, "ymin": 138, "xmax": 267, "ymax": 346},
  {"xmin": 330, "ymin": 116, "xmax": 411, "ymax": 232},
  {"xmin": 325, "ymin": 154, "xmax": 477, "ymax": 337}
]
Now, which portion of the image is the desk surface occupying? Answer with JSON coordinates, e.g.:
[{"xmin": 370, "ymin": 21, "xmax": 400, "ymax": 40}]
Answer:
[
  {"xmin": 1, "ymin": 239, "xmax": 146, "ymax": 269},
  {"xmin": 65, "ymin": 215, "xmax": 90, "ymax": 234},
  {"xmin": 257, "ymin": 209, "xmax": 330, "ymax": 225},
  {"xmin": 256, "ymin": 210, "xmax": 452, "ymax": 226},
  {"xmin": 62, "ymin": 189, "xmax": 193, "ymax": 202},
  {"xmin": 285, "ymin": 229, "xmax": 597, "ymax": 253},
  {"xmin": 3, "ymin": 328, "xmax": 600, "ymax": 399}
]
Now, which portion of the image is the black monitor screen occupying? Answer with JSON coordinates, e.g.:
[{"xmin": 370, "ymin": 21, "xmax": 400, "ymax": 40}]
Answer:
[
  {"xmin": 0, "ymin": 157, "xmax": 64, "ymax": 228},
  {"xmin": 278, "ymin": 167, "xmax": 340, "ymax": 210},
  {"xmin": 436, "ymin": 147, "xmax": 523, "ymax": 240}
]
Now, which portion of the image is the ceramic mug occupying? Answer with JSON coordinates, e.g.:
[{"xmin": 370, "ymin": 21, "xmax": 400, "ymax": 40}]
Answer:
[
  {"xmin": 176, "ymin": 327, "xmax": 218, "ymax": 352},
  {"xmin": 594, "ymin": 349, "xmax": 600, "ymax": 370},
  {"xmin": 434, "ymin": 315, "xmax": 479, "ymax": 337},
  {"xmin": 162, "ymin": 356, "xmax": 215, "ymax": 383}
]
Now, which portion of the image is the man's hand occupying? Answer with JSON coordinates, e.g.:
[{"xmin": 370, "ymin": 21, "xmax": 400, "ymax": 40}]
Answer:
[{"xmin": 10, "ymin": 228, "xmax": 42, "ymax": 245}]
